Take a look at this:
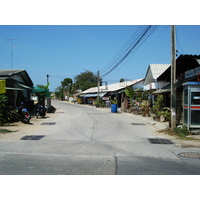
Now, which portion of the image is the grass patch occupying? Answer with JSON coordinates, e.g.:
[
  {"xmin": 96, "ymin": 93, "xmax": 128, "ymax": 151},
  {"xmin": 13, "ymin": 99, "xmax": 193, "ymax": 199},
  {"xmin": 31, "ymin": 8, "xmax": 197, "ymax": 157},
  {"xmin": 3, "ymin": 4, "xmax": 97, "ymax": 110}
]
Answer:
[
  {"xmin": 173, "ymin": 126, "xmax": 189, "ymax": 138},
  {"xmin": 0, "ymin": 128, "xmax": 13, "ymax": 133},
  {"xmin": 158, "ymin": 126, "xmax": 200, "ymax": 140}
]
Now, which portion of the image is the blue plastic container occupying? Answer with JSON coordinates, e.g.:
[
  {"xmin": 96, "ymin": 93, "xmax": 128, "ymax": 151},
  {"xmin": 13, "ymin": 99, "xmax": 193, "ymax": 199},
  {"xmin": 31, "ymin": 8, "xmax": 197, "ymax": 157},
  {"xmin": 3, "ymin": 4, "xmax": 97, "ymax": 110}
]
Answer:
[{"xmin": 111, "ymin": 104, "xmax": 117, "ymax": 113}]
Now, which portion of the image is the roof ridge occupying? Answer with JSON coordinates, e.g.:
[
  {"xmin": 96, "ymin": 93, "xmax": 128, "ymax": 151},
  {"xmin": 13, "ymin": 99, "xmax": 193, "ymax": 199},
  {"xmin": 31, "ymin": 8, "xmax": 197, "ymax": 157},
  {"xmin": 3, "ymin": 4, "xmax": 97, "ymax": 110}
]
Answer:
[{"xmin": 149, "ymin": 64, "xmax": 170, "ymax": 66}]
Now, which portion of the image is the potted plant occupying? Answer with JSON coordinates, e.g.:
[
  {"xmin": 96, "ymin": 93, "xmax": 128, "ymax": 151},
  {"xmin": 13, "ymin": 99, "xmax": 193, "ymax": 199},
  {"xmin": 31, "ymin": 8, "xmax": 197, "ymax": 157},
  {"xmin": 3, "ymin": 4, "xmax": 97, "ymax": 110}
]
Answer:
[
  {"xmin": 158, "ymin": 107, "xmax": 171, "ymax": 122},
  {"xmin": 94, "ymin": 100, "xmax": 100, "ymax": 107},
  {"xmin": 151, "ymin": 95, "xmax": 164, "ymax": 121},
  {"xmin": 111, "ymin": 98, "xmax": 117, "ymax": 105},
  {"xmin": 131, "ymin": 100, "xmax": 139, "ymax": 114},
  {"xmin": 140, "ymin": 100, "xmax": 150, "ymax": 117}
]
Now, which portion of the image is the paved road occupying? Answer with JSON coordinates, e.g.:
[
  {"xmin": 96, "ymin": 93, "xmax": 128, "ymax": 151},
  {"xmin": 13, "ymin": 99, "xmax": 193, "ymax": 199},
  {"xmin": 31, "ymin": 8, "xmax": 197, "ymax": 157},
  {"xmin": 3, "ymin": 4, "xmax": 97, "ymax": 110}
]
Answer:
[{"xmin": 0, "ymin": 100, "xmax": 200, "ymax": 175}]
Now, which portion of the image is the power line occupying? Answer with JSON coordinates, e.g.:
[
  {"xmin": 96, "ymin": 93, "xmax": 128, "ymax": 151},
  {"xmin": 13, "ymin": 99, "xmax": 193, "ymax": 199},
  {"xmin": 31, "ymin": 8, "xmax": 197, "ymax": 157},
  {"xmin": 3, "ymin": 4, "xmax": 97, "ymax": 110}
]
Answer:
[
  {"xmin": 101, "ymin": 25, "xmax": 159, "ymax": 77},
  {"xmin": 100, "ymin": 26, "xmax": 146, "ymax": 74},
  {"xmin": 176, "ymin": 27, "xmax": 184, "ymax": 55},
  {"xmin": 100, "ymin": 25, "xmax": 159, "ymax": 78}
]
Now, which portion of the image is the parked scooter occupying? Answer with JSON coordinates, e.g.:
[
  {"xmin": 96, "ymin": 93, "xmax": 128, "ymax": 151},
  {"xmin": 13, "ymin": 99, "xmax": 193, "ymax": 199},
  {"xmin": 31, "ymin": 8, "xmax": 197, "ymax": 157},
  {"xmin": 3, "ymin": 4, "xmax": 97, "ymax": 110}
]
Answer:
[
  {"xmin": 17, "ymin": 103, "xmax": 31, "ymax": 124},
  {"xmin": 36, "ymin": 104, "xmax": 47, "ymax": 119}
]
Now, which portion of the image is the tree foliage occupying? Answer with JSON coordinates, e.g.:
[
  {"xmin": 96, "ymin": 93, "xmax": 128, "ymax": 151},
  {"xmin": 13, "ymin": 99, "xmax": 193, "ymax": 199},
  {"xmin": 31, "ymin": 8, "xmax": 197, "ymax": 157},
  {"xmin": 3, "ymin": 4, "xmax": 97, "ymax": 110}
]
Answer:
[
  {"xmin": 125, "ymin": 86, "xmax": 137, "ymax": 98},
  {"xmin": 55, "ymin": 86, "xmax": 64, "ymax": 99},
  {"xmin": 54, "ymin": 72, "xmax": 98, "ymax": 96},
  {"xmin": 61, "ymin": 78, "xmax": 73, "ymax": 88},
  {"xmin": 73, "ymin": 71, "xmax": 98, "ymax": 91}
]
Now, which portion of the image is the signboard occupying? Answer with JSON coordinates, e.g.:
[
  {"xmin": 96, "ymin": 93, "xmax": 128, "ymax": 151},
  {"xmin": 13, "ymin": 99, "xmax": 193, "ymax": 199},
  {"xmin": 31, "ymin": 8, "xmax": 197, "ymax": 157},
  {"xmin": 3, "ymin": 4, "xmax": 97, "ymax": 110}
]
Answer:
[
  {"xmin": 185, "ymin": 66, "xmax": 200, "ymax": 78},
  {"xmin": 0, "ymin": 80, "xmax": 6, "ymax": 94},
  {"xmin": 102, "ymin": 97, "xmax": 109, "ymax": 101}
]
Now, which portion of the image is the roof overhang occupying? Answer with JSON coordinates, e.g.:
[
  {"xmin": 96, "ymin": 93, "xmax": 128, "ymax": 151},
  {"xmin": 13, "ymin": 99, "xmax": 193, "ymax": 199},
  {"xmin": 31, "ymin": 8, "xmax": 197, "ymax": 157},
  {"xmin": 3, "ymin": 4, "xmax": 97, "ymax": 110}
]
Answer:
[
  {"xmin": 6, "ymin": 87, "xmax": 24, "ymax": 91},
  {"xmin": 153, "ymin": 89, "xmax": 171, "ymax": 94},
  {"xmin": 17, "ymin": 83, "xmax": 34, "ymax": 90}
]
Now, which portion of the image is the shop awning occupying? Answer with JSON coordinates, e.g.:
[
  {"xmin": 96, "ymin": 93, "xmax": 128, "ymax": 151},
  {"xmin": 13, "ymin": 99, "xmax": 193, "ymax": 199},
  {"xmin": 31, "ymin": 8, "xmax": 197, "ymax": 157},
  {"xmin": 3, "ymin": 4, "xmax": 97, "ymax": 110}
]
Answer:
[
  {"xmin": 84, "ymin": 92, "xmax": 107, "ymax": 98},
  {"xmin": 153, "ymin": 89, "xmax": 171, "ymax": 94},
  {"xmin": 153, "ymin": 84, "xmax": 171, "ymax": 94},
  {"xmin": 32, "ymin": 87, "xmax": 50, "ymax": 97},
  {"xmin": 84, "ymin": 93, "xmax": 97, "ymax": 97}
]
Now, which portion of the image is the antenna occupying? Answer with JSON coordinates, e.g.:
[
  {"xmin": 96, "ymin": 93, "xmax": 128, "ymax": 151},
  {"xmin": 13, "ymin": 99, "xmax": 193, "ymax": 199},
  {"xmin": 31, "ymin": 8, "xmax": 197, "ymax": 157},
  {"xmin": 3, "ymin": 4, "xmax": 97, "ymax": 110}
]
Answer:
[{"xmin": 4, "ymin": 37, "xmax": 18, "ymax": 69}]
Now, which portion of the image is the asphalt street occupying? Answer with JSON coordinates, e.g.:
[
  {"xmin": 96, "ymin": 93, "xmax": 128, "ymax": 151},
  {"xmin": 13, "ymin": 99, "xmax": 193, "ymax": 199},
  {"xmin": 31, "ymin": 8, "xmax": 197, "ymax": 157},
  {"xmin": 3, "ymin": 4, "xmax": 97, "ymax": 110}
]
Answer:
[{"xmin": 0, "ymin": 100, "xmax": 200, "ymax": 175}]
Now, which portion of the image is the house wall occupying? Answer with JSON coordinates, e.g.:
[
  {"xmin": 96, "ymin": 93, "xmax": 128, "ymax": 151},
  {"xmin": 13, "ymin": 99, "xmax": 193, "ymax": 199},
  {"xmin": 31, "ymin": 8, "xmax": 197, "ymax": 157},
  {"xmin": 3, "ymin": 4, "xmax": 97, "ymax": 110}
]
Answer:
[
  {"xmin": 6, "ymin": 79, "xmax": 16, "ymax": 106},
  {"xmin": 157, "ymin": 81, "xmax": 170, "ymax": 89},
  {"xmin": 144, "ymin": 81, "xmax": 169, "ymax": 91},
  {"xmin": 144, "ymin": 83, "xmax": 156, "ymax": 90},
  {"xmin": 132, "ymin": 81, "xmax": 144, "ymax": 90},
  {"xmin": 5, "ymin": 75, "xmax": 33, "ymax": 108},
  {"xmin": 12, "ymin": 74, "xmax": 30, "ymax": 100},
  {"xmin": 12, "ymin": 74, "xmax": 24, "ymax": 82}
]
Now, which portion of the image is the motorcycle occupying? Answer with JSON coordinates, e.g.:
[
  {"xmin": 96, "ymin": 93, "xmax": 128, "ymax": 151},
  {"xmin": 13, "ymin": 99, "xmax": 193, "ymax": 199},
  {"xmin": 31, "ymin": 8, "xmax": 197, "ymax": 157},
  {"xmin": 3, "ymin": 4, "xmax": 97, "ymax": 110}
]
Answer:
[
  {"xmin": 36, "ymin": 105, "xmax": 47, "ymax": 119},
  {"xmin": 17, "ymin": 103, "xmax": 31, "ymax": 124}
]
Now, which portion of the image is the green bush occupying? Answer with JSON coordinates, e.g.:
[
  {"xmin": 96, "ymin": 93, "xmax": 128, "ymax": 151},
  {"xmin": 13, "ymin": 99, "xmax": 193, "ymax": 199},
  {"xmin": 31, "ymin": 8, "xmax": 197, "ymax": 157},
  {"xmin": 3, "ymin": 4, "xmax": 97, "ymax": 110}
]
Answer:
[
  {"xmin": 94, "ymin": 99, "xmax": 105, "ymax": 107},
  {"xmin": 152, "ymin": 95, "xmax": 164, "ymax": 117},
  {"xmin": 173, "ymin": 125, "xmax": 190, "ymax": 138},
  {"xmin": 0, "ymin": 95, "xmax": 18, "ymax": 125}
]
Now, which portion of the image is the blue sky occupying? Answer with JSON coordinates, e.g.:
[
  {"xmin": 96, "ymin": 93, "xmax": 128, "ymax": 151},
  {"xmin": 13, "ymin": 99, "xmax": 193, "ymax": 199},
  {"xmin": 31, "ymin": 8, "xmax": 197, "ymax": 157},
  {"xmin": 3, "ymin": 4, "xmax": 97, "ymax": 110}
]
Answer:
[{"xmin": 0, "ymin": 25, "xmax": 200, "ymax": 91}]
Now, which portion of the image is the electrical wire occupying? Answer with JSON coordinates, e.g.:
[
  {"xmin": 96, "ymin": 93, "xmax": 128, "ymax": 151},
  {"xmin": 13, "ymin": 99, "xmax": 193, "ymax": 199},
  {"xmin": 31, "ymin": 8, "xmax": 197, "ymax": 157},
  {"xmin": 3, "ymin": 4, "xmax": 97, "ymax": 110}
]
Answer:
[
  {"xmin": 100, "ymin": 25, "xmax": 159, "ymax": 78},
  {"xmin": 101, "ymin": 25, "xmax": 159, "ymax": 77},
  {"xmin": 176, "ymin": 26, "xmax": 185, "ymax": 55},
  {"xmin": 100, "ymin": 26, "xmax": 146, "ymax": 74}
]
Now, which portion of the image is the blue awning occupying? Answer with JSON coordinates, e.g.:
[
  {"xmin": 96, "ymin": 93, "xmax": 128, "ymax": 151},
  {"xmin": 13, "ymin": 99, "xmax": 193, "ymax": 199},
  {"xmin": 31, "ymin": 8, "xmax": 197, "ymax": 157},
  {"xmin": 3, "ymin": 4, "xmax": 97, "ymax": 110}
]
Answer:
[{"xmin": 84, "ymin": 92, "xmax": 107, "ymax": 98}]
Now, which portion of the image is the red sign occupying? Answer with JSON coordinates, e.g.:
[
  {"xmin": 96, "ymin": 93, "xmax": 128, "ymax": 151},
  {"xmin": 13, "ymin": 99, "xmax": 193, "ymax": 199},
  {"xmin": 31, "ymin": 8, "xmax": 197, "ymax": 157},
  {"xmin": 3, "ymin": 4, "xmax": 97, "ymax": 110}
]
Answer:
[{"xmin": 102, "ymin": 97, "xmax": 109, "ymax": 100}]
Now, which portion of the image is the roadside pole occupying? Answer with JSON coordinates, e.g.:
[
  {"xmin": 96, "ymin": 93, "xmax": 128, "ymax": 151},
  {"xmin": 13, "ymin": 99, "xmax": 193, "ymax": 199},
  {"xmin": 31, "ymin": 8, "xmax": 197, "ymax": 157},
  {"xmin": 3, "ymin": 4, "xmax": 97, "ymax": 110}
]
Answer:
[
  {"xmin": 171, "ymin": 25, "xmax": 176, "ymax": 130},
  {"xmin": 97, "ymin": 70, "xmax": 100, "ymax": 101}
]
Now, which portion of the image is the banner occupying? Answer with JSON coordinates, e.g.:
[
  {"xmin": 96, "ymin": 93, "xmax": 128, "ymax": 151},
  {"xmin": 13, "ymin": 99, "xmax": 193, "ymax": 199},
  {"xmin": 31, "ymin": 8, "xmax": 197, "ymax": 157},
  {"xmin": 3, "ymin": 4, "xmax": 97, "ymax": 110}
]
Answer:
[{"xmin": 0, "ymin": 80, "xmax": 6, "ymax": 94}]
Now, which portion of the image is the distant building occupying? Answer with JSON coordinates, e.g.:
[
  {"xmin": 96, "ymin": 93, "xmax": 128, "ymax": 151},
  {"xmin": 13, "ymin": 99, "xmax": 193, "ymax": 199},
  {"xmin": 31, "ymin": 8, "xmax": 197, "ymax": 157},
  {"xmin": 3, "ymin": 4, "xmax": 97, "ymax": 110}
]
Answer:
[
  {"xmin": 0, "ymin": 69, "xmax": 34, "ymax": 108},
  {"xmin": 79, "ymin": 79, "xmax": 144, "ymax": 107}
]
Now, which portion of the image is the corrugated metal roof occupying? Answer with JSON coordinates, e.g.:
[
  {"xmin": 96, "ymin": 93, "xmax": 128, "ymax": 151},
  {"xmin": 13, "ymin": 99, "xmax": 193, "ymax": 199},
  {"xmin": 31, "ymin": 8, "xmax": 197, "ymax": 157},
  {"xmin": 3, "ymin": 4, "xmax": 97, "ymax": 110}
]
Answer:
[
  {"xmin": 157, "ymin": 54, "xmax": 200, "ymax": 82},
  {"xmin": 144, "ymin": 64, "xmax": 170, "ymax": 86},
  {"xmin": 0, "ymin": 69, "xmax": 25, "ymax": 76},
  {"xmin": 81, "ymin": 79, "xmax": 144, "ymax": 94},
  {"xmin": 0, "ymin": 69, "xmax": 33, "ymax": 86}
]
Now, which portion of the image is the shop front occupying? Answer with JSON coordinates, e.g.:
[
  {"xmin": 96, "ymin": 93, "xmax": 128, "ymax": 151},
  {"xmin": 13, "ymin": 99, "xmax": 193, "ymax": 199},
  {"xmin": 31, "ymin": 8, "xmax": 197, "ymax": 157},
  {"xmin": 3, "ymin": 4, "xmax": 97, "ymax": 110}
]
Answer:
[{"xmin": 183, "ymin": 82, "xmax": 200, "ymax": 129}]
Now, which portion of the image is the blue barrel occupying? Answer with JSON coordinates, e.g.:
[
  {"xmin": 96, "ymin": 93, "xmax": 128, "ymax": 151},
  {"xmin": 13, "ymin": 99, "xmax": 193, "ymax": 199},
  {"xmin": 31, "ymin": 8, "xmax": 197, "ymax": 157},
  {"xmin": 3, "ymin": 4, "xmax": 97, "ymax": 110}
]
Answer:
[{"xmin": 111, "ymin": 104, "xmax": 117, "ymax": 113}]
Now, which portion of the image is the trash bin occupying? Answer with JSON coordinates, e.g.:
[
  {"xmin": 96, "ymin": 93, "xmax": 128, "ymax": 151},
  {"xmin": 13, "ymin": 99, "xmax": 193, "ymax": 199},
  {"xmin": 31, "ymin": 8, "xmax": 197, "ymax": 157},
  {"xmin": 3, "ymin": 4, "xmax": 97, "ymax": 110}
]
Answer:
[{"xmin": 111, "ymin": 104, "xmax": 117, "ymax": 113}]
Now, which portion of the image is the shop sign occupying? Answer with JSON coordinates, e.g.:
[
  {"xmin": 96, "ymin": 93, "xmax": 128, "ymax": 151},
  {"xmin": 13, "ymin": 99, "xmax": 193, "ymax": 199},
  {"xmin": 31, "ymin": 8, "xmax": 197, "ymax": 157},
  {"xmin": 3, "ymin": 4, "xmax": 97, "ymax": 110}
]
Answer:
[
  {"xmin": 185, "ymin": 66, "xmax": 200, "ymax": 78},
  {"xmin": 102, "ymin": 97, "xmax": 109, "ymax": 100}
]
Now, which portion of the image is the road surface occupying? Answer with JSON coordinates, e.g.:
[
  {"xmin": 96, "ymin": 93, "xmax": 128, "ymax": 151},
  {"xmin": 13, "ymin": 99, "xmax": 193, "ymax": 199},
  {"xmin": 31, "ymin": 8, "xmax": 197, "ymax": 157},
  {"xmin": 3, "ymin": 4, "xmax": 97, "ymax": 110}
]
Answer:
[{"xmin": 0, "ymin": 100, "xmax": 200, "ymax": 175}]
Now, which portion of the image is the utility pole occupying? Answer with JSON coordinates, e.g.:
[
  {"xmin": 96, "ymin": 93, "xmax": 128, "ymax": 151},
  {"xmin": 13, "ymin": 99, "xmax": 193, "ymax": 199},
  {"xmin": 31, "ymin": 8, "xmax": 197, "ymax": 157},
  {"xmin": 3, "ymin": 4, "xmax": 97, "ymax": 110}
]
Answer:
[
  {"xmin": 47, "ymin": 74, "xmax": 49, "ymax": 84},
  {"xmin": 97, "ymin": 70, "xmax": 100, "ymax": 101},
  {"xmin": 171, "ymin": 25, "xmax": 176, "ymax": 130}
]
